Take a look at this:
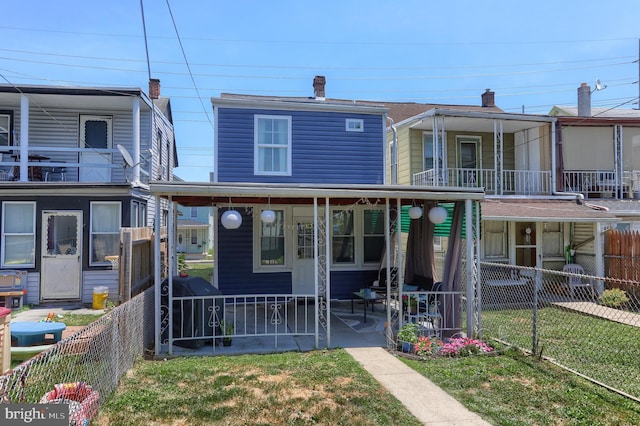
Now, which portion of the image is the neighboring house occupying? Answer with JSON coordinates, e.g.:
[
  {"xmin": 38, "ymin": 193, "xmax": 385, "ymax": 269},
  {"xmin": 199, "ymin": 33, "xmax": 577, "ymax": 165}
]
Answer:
[
  {"xmin": 550, "ymin": 82, "xmax": 640, "ymax": 232},
  {"xmin": 385, "ymin": 88, "xmax": 617, "ymax": 285},
  {"xmin": 176, "ymin": 204, "xmax": 213, "ymax": 255},
  {"xmin": 0, "ymin": 80, "xmax": 177, "ymax": 306}
]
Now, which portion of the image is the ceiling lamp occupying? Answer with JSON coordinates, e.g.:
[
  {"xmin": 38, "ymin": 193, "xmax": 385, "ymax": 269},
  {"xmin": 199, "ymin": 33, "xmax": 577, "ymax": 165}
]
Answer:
[
  {"xmin": 408, "ymin": 206, "xmax": 423, "ymax": 219},
  {"xmin": 428, "ymin": 206, "xmax": 447, "ymax": 224},
  {"xmin": 221, "ymin": 209, "xmax": 242, "ymax": 230},
  {"xmin": 260, "ymin": 209, "xmax": 276, "ymax": 224}
]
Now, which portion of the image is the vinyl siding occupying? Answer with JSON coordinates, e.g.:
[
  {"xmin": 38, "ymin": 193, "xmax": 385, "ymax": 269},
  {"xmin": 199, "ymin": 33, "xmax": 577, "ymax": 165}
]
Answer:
[
  {"xmin": 216, "ymin": 209, "xmax": 291, "ymax": 295},
  {"xmin": 217, "ymin": 108, "xmax": 384, "ymax": 184}
]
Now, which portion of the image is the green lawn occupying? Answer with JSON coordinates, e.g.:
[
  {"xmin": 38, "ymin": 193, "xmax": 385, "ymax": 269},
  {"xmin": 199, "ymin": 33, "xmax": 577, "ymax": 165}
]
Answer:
[{"xmin": 95, "ymin": 350, "xmax": 423, "ymax": 426}]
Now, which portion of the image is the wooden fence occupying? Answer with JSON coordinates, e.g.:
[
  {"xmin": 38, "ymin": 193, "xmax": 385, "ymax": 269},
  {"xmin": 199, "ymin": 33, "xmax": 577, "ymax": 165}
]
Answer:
[
  {"xmin": 118, "ymin": 227, "xmax": 168, "ymax": 302},
  {"xmin": 604, "ymin": 229, "xmax": 640, "ymax": 298}
]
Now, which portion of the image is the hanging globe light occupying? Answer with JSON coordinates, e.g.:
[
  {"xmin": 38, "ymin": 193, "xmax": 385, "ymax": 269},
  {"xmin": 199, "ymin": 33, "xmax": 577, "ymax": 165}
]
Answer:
[
  {"xmin": 428, "ymin": 206, "xmax": 447, "ymax": 224},
  {"xmin": 221, "ymin": 209, "xmax": 242, "ymax": 229},
  {"xmin": 260, "ymin": 209, "xmax": 276, "ymax": 224},
  {"xmin": 408, "ymin": 206, "xmax": 423, "ymax": 219}
]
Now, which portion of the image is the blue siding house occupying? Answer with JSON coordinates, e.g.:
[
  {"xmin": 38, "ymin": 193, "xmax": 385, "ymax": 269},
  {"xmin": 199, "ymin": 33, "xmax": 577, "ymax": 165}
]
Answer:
[{"xmin": 210, "ymin": 78, "xmax": 388, "ymax": 298}]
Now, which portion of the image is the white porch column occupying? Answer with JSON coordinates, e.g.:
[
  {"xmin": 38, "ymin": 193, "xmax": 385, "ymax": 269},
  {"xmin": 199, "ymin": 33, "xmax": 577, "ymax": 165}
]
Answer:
[
  {"xmin": 325, "ymin": 197, "xmax": 331, "ymax": 347},
  {"xmin": 465, "ymin": 198, "xmax": 475, "ymax": 336},
  {"xmin": 132, "ymin": 97, "xmax": 141, "ymax": 183},
  {"xmin": 19, "ymin": 95, "xmax": 29, "ymax": 182},
  {"xmin": 168, "ymin": 198, "xmax": 175, "ymax": 355},
  {"xmin": 314, "ymin": 197, "xmax": 319, "ymax": 348},
  {"xmin": 154, "ymin": 196, "xmax": 162, "ymax": 356}
]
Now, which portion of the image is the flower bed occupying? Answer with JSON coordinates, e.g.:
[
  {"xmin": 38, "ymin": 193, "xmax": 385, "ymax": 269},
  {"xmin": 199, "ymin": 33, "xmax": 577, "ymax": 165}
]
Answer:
[{"xmin": 397, "ymin": 335, "xmax": 494, "ymax": 359}]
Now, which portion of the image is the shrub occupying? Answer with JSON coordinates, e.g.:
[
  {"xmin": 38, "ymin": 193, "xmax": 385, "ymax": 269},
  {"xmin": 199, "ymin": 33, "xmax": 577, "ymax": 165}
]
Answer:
[
  {"xmin": 440, "ymin": 337, "xmax": 493, "ymax": 357},
  {"xmin": 599, "ymin": 288, "xmax": 629, "ymax": 308},
  {"xmin": 414, "ymin": 335, "xmax": 442, "ymax": 358},
  {"xmin": 397, "ymin": 322, "xmax": 420, "ymax": 344}
]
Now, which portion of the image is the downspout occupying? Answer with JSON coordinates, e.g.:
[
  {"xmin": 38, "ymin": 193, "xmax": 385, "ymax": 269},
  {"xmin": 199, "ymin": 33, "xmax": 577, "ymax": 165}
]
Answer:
[
  {"xmin": 387, "ymin": 117, "xmax": 398, "ymax": 185},
  {"xmin": 551, "ymin": 117, "xmax": 585, "ymax": 204}
]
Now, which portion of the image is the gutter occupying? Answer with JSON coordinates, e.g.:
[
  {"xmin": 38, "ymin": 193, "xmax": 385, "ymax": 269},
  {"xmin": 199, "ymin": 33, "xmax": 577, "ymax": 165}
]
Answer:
[{"xmin": 387, "ymin": 117, "xmax": 398, "ymax": 185}]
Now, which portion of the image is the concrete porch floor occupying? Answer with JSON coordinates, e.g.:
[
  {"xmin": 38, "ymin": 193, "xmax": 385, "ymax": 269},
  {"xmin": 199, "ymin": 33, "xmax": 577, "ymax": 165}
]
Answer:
[{"xmin": 160, "ymin": 299, "xmax": 390, "ymax": 357}]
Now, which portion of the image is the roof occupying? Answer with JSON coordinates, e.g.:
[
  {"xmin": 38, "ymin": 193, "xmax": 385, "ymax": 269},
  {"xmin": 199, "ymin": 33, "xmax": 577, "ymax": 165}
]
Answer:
[
  {"xmin": 550, "ymin": 106, "xmax": 640, "ymax": 118},
  {"xmin": 481, "ymin": 199, "xmax": 618, "ymax": 222},
  {"xmin": 150, "ymin": 181, "xmax": 484, "ymax": 207},
  {"xmin": 583, "ymin": 199, "xmax": 640, "ymax": 217},
  {"xmin": 374, "ymin": 101, "xmax": 503, "ymax": 124},
  {"xmin": 213, "ymin": 94, "xmax": 388, "ymax": 115},
  {"xmin": 177, "ymin": 219, "xmax": 210, "ymax": 228}
]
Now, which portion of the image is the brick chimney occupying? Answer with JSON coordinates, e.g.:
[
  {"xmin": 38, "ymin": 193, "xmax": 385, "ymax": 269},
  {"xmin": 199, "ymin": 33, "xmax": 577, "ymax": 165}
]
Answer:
[
  {"xmin": 481, "ymin": 88, "xmax": 495, "ymax": 107},
  {"xmin": 577, "ymin": 82, "xmax": 591, "ymax": 117},
  {"xmin": 313, "ymin": 75, "xmax": 326, "ymax": 99},
  {"xmin": 149, "ymin": 78, "xmax": 161, "ymax": 99}
]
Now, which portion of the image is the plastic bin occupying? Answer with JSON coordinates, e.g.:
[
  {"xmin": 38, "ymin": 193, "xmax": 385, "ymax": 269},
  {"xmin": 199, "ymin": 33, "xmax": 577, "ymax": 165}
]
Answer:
[
  {"xmin": 0, "ymin": 307, "xmax": 10, "ymax": 373},
  {"xmin": 92, "ymin": 286, "xmax": 109, "ymax": 310}
]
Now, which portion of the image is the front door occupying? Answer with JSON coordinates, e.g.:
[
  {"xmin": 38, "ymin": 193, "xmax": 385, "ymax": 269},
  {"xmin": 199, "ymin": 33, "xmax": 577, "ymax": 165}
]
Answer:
[
  {"xmin": 292, "ymin": 216, "xmax": 316, "ymax": 295},
  {"xmin": 458, "ymin": 137, "xmax": 480, "ymax": 187},
  {"xmin": 41, "ymin": 211, "xmax": 82, "ymax": 300},
  {"xmin": 79, "ymin": 115, "xmax": 112, "ymax": 182}
]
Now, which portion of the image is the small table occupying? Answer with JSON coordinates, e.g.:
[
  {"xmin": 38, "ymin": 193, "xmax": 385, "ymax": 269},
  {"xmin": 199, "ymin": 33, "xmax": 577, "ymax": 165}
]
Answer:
[
  {"xmin": 11, "ymin": 321, "xmax": 66, "ymax": 346},
  {"xmin": 351, "ymin": 292, "xmax": 383, "ymax": 323}
]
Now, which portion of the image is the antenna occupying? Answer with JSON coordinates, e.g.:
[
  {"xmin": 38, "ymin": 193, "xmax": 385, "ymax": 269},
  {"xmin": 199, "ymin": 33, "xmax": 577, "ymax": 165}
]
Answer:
[
  {"xmin": 592, "ymin": 79, "xmax": 608, "ymax": 93},
  {"xmin": 117, "ymin": 144, "xmax": 136, "ymax": 182}
]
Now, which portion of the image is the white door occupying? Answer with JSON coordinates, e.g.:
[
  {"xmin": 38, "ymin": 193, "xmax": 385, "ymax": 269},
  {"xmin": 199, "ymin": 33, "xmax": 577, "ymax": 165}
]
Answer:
[
  {"xmin": 292, "ymin": 216, "xmax": 316, "ymax": 295},
  {"xmin": 41, "ymin": 211, "xmax": 82, "ymax": 300},
  {"xmin": 79, "ymin": 115, "xmax": 112, "ymax": 182},
  {"xmin": 177, "ymin": 232, "xmax": 186, "ymax": 252}
]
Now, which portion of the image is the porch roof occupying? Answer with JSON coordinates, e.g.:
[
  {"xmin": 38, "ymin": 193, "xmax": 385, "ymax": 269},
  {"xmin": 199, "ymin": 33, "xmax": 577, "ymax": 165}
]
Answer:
[
  {"xmin": 150, "ymin": 182, "xmax": 484, "ymax": 207},
  {"xmin": 406, "ymin": 108, "xmax": 556, "ymax": 133},
  {"xmin": 481, "ymin": 199, "xmax": 619, "ymax": 222}
]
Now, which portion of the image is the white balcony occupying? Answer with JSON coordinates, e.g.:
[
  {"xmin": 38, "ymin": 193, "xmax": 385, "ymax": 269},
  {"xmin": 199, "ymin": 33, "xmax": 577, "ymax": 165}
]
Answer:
[{"xmin": 413, "ymin": 168, "xmax": 552, "ymax": 196}]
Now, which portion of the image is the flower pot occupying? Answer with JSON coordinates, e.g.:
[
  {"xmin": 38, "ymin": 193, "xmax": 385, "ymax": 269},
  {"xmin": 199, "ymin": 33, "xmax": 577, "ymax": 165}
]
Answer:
[
  {"xmin": 222, "ymin": 338, "xmax": 232, "ymax": 347},
  {"xmin": 401, "ymin": 341, "xmax": 414, "ymax": 353}
]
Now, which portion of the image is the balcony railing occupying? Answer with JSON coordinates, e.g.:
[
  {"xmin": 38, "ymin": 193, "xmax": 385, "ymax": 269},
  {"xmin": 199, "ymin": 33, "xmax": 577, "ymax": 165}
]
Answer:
[
  {"xmin": 562, "ymin": 170, "xmax": 633, "ymax": 199},
  {"xmin": 0, "ymin": 146, "xmax": 150, "ymax": 184},
  {"xmin": 413, "ymin": 168, "xmax": 552, "ymax": 196}
]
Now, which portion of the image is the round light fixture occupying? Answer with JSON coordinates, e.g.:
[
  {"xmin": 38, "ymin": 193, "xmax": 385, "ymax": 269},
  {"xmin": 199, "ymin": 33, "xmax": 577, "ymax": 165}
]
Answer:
[
  {"xmin": 260, "ymin": 209, "xmax": 276, "ymax": 224},
  {"xmin": 221, "ymin": 210, "xmax": 242, "ymax": 230},
  {"xmin": 428, "ymin": 206, "xmax": 447, "ymax": 224},
  {"xmin": 408, "ymin": 206, "xmax": 423, "ymax": 219}
]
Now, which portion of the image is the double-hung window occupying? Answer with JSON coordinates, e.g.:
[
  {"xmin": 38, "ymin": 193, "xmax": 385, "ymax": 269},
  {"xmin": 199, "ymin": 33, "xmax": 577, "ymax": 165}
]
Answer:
[
  {"xmin": 90, "ymin": 202, "xmax": 121, "ymax": 265},
  {"xmin": 255, "ymin": 115, "xmax": 291, "ymax": 175},
  {"xmin": 332, "ymin": 210, "xmax": 355, "ymax": 264},
  {"xmin": 0, "ymin": 112, "xmax": 12, "ymax": 147},
  {"xmin": 259, "ymin": 209, "xmax": 285, "ymax": 266},
  {"xmin": 1, "ymin": 202, "xmax": 35, "ymax": 268},
  {"xmin": 363, "ymin": 209, "xmax": 385, "ymax": 263}
]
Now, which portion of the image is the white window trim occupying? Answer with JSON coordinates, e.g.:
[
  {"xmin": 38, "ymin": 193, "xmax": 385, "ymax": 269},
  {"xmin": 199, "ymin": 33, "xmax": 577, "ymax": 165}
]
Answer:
[
  {"xmin": 90, "ymin": 201, "xmax": 121, "ymax": 266},
  {"xmin": 361, "ymin": 207, "xmax": 385, "ymax": 265},
  {"xmin": 346, "ymin": 118, "xmax": 364, "ymax": 132},
  {"xmin": 455, "ymin": 135, "xmax": 482, "ymax": 169},
  {"xmin": 79, "ymin": 115, "xmax": 113, "ymax": 149},
  {"xmin": 253, "ymin": 205, "xmax": 290, "ymax": 273},
  {"xmin": 1, "ymin": 201, "xmax": 36, "ymax": 268},
  {"xmin": 254, "ymin": 115, "xmax": 292, "ymax": 176}
]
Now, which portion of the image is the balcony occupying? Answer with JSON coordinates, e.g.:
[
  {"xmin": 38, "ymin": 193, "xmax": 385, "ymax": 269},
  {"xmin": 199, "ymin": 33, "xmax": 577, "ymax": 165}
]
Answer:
[
  {"xmin": 563, "ymin": 170, "xmax": 637, "ymax": 199},
  {"xmin": 0, "ymin": 146, "xmax": 150, "ymax": 184},
  {"xmin": 413, "ymin": 168, "xmax": 552, "ymax": 196}
]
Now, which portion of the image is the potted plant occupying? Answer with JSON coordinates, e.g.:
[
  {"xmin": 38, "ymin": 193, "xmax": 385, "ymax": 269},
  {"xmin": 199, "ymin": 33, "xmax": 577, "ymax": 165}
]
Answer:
[
  {"xmin": 397, "ymin": 322, "xmax": 419, "ymax": 352},
  {"xmin": 402, "ymin": 295, "xmax": 419, "ymax": 314},
  {"xmin": 178, "ymin": 253, "xmax": 189, "ymax": 277},
  {"xmin": 220, "ymin": 320, "xmax": 234, "ymax": 346}
]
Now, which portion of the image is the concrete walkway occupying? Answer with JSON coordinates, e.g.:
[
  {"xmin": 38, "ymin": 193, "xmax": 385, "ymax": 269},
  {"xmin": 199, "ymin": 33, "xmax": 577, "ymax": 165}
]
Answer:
[{"xmin": 346, "ymin": 347, "xmax": 491, "ymax": 426}]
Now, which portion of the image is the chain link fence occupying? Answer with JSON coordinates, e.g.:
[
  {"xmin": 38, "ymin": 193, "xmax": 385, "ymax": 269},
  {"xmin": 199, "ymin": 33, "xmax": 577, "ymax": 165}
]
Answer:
[
  {"xmin": 480, "ymin": 261, "xmax": 640, "ymax": 401},
  {"xmin": 0, "ymin": 288, "xmax": 154, "ymax": 406}
]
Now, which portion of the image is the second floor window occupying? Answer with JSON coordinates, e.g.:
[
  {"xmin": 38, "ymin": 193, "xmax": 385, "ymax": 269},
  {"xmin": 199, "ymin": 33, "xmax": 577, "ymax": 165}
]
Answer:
[
  {"xmin": 0, "ymin": 112, "xmax": 12, "ymax": 147},
  {"xmin": 255, "ymin": 115, "xmax": 291, "ymax": 176}
]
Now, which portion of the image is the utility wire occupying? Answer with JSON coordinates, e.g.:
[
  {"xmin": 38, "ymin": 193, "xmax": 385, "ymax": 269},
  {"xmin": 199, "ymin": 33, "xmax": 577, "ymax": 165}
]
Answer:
[{"xmin": 164, "ymin": 0, "xmax": 214, "ymax": 131}]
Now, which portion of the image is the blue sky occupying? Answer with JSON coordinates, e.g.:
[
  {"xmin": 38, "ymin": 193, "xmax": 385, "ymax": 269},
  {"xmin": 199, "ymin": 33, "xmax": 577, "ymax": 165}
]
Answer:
[{"xmin": 2, "ymin": 1, "xmax": 640, "ymax": 182}]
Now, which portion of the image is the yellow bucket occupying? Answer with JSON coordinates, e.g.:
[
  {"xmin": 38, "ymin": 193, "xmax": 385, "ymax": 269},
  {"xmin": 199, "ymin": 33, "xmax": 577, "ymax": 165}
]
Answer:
[{"xmin": 92, "ymin": 286, "xmax": 109, "ymax": 310}]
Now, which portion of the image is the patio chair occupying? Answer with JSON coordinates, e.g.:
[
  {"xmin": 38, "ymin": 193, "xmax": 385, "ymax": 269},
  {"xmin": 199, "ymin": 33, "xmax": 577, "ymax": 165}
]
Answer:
[{"xmin": 562, "ymin": 263, "xmax": 595, "ymax": 300}]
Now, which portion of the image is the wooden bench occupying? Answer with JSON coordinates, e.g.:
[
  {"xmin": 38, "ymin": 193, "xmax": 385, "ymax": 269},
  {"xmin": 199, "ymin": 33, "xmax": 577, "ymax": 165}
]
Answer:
[{"xmin": 0, "ymin": 270, "xmax": 27, "ymax": 309}]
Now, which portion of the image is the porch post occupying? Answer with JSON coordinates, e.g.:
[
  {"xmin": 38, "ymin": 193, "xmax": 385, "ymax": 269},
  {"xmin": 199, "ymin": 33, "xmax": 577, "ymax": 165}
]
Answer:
[
  {"xmin": 313, "ymin": 197, "xmax": 320, "ymax": 348},
  {"xmin": 325, "ymin": 197, "xmax": 331, "ymax": 347},
  {"xmin": 154, "ymin": 195, "xmax": 161, "ymax": 356},
  {"xmin": 384, "ymin": 199, "xmax": 391, "ymax": 345},
  {"xmin": 465, "ymin": 198, "xmax": 475, "ymax": 336},
  {"xmin": 494, "ymin": 120, "xmax": 504, "ymax": 195},
  {"xmin": 475, "ymin": 200, "xmax": 483, "ymax": 337},
  {"xmin": 168, "ymin": 197, "xmax": 175, "ymax": 355},
  {"xmin": 19, "ymin": 95, "xmax": 29, "ymax": 182}
]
